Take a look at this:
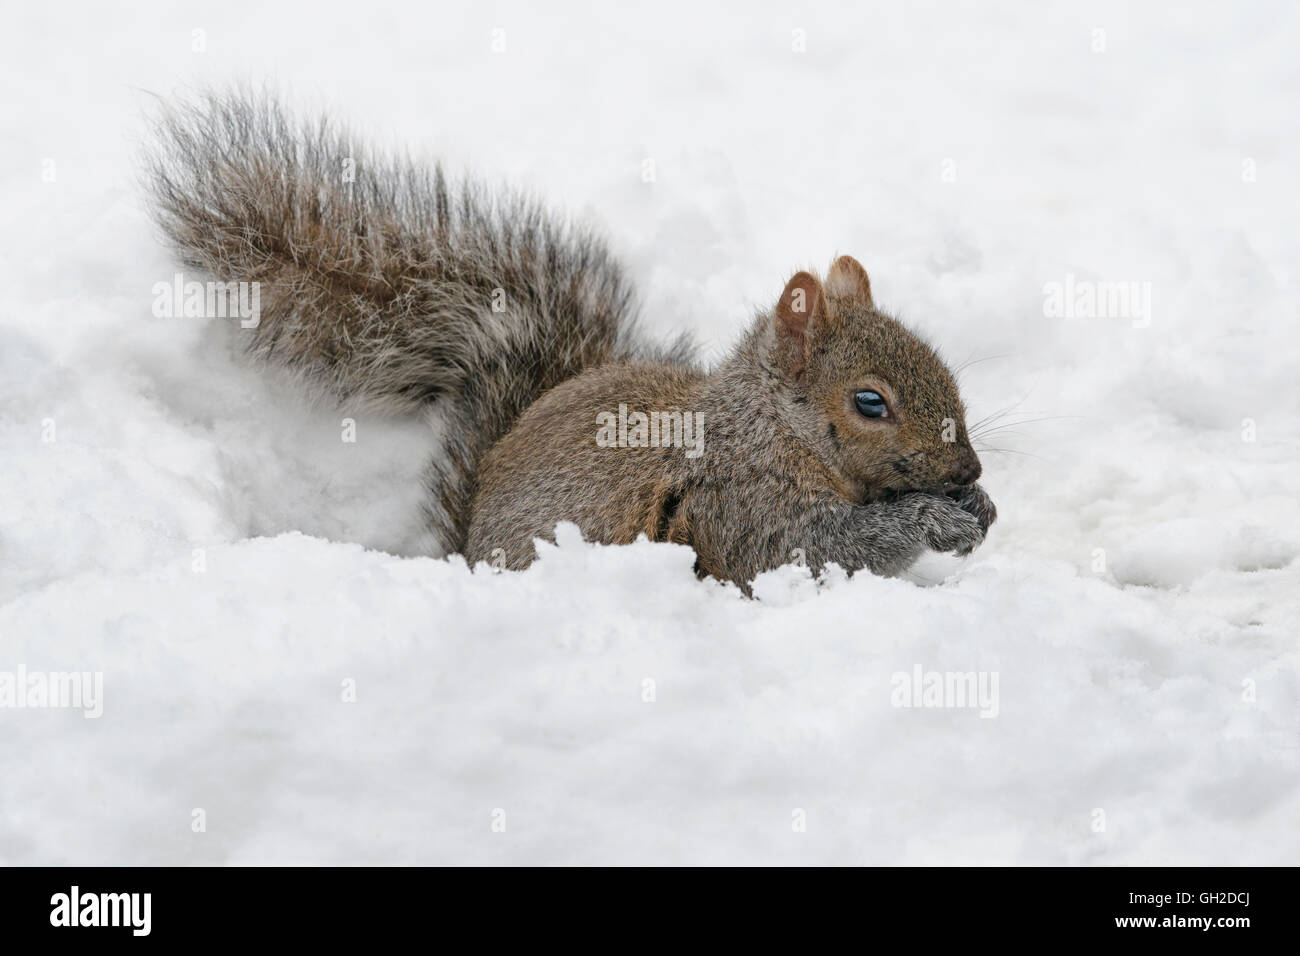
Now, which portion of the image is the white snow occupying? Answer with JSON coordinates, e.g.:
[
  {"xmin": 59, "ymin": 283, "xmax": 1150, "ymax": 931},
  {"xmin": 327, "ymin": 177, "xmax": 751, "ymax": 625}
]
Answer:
[{"xmin": 2, "ymin": 0, "xmax": 1298, "ymax": 864}]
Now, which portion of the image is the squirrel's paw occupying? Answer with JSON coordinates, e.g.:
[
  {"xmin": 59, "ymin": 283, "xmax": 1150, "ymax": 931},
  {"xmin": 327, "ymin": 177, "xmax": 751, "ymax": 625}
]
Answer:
[
  {"xmin": 912, "ymin": 493, "xmax": 987, "ymax": 556},
  {"xmin": 945, "ymin": 483, "xmax": 997, "ymax": 555}
]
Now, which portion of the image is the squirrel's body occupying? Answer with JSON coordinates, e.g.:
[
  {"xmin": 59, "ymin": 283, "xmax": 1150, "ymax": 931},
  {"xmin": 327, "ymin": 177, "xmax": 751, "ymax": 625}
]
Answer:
[
  {"xmin": 147, "ymin": 91, "xmax": 995, "ymax": 592},
  {"xmin": 470, "ymin": 307, "xmax": 994, "ymax": 587},
  {"xmin": 470, "ymin": 361, "xmax": 707, "ymax": 566}
]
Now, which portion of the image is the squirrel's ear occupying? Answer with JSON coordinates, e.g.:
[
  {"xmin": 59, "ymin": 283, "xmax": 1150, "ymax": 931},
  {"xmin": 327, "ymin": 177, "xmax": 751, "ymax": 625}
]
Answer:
[
  {"xmin": 774, "ymin": 270, "xmax": 827, "ymax": 379},
  {"xmin": 825, "ymin": 255, "xmax": 874, "ymax": 306}
]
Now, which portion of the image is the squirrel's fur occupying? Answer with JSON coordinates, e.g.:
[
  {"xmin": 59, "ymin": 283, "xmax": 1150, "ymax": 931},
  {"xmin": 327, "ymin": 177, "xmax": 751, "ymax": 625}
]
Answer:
[{"xmin": 146, "ymin": 90, "xmax": 995, "ymax": 591}]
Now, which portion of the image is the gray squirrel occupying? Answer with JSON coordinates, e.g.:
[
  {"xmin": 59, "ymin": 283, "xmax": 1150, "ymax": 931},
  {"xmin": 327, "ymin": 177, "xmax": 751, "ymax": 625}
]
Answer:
[{"xmin": 146, "ymin": 90, "xmax": 996, "ymax": 592}]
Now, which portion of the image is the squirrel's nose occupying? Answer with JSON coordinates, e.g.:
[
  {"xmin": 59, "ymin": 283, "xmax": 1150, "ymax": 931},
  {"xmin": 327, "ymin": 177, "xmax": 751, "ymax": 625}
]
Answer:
[{"xmin": 946, "ymin": 449, "xmax": 981, "ymax": 486}]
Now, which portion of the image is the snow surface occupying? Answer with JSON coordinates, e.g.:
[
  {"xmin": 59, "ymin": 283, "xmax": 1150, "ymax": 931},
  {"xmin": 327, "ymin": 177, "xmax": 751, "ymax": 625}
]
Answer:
[{"xmin": 2, "ymin": 0, "xmax": 1298, "ymax": 864}]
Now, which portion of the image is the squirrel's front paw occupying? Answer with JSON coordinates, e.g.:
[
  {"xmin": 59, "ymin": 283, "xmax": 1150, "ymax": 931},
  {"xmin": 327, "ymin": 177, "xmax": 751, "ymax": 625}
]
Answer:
[
  {"xmin": 913, "ymin": 494, "xmax": 987, "ymax": 556},
  {"xmin": 945, "ymin": 483, "xmax": 997, "ymax": 554}
]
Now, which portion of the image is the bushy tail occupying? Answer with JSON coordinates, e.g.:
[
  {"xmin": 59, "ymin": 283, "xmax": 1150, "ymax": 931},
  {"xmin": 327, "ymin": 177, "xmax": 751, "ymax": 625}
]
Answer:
[{"xmin": 145, "ymin": 88, "xmax": 691, "ymax": 552}]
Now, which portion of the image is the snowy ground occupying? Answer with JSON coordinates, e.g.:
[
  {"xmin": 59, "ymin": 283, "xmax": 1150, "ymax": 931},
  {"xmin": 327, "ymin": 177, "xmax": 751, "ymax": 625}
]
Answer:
[{"xmin": 2, "ymin": 1, "xmax": 1298, "ymax": 864}]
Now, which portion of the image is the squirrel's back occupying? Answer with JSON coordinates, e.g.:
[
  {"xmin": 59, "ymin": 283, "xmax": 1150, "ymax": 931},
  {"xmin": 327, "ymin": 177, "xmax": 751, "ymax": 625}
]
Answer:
[{"xmin": 145, "ymin": 88, "xmax": 692, "ymax": 552}]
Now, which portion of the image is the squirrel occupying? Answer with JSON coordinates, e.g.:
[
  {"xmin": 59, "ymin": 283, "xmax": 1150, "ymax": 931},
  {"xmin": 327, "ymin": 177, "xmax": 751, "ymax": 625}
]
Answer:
[{"xmin": 146, "ymin": 90, "xmax": 996, "ymax": 592}]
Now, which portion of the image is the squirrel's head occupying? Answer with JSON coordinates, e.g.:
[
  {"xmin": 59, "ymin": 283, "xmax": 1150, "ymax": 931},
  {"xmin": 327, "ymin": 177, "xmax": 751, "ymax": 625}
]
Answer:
[{"xmin": 770, "ymin": 256, "xmax": 980, "ymax": 501}]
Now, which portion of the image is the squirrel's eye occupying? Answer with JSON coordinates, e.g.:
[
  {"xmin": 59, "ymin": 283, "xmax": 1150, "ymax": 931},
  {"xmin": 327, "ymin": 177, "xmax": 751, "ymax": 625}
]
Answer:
[{"xmin": 854, "ymin": 390, "xmax": 889, "ymax": 418}]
